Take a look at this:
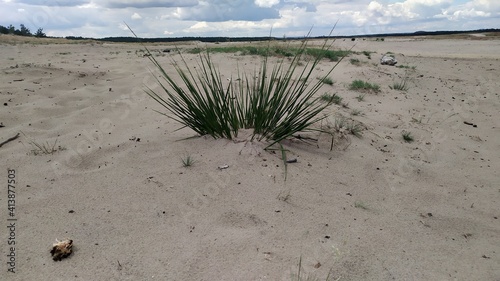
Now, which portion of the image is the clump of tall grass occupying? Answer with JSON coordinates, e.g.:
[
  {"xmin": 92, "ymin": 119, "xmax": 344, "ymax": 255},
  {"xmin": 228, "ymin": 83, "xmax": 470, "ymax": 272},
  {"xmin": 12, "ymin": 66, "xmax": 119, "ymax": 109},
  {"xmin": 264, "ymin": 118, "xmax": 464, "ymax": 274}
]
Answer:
[
  {"xmin": 135, "ymin": 26, "xmax": 346, "ymax": 149},
  {"xmin": 349, "ymin": 79, "xmax": 380, "ymax": 93}
]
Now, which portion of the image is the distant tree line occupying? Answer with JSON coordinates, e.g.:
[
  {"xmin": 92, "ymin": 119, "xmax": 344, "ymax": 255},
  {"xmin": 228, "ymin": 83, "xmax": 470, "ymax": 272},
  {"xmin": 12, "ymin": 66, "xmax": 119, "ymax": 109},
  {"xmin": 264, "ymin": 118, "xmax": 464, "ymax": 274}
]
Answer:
[
  {"xmin": 78, "ymin": 28, "xmax": 500, "ymax": 44},
  {"xmin": 0, "ymin": 24, "xmax": 46, "ymax": 37}
]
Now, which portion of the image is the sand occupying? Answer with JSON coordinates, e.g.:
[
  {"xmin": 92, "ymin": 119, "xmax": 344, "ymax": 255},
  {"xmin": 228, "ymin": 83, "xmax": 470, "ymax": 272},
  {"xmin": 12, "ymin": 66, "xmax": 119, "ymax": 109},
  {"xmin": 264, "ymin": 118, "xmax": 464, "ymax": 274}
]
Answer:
[{"xmin": 1, "ymin": 33, "xmax": 499, "ymax": 280}]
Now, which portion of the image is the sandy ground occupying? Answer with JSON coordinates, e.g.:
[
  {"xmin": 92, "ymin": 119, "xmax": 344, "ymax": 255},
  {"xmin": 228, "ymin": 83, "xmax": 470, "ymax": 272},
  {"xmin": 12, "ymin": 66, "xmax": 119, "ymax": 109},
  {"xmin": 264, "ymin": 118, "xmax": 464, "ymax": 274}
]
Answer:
[{"xmin": 1, "ymin": 34, "xmax": 499, "ymax": 280}]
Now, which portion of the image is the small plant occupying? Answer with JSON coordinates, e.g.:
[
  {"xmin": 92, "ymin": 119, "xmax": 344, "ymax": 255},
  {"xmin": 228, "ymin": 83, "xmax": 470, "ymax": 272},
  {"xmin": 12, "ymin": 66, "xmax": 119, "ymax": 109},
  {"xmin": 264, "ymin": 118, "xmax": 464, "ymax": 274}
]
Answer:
[
  {"xmin": 390, "ymin": 76, "xmax": 409, "ymax": 91},
  {"xmin": 26, "ymin": 137, "xmax": 65, "ymax": 155},
  {"xmin": 397, "ymin": 65, "xmax": 416, "ymax": 70},
  {"xmin": 362, "ymin": 51, "xmax": 372, "ymax": 59},
  {"xmin": 333, "ymin": 117, "xmax": 362, "ymax": 138},
  {"xmin": 354, "ymin": 201, "xmax": 369, "ymax": 210},
  {"xmin": 346, "ymin": 121, "xmax": 363, "ymax": 138},
  {"xmin": 318, "ymin": 76, "xmax": 334, "ymax": 85},
  {"xmin": 402, "ymin": 131, "xmax": 414, "ymax": 142},
  {"xmin": 349, "ymin": 79, "xmax": 380, "ymax": 92},
  {"xmin": 136, "ymin": 25, "xmax": 344, "ymax": 147},
  {"xmin": 411, "ymin": 116, "xmax": 423, "ymax": 123},
  {"xmin": 181, "ymin": 154, "xmax": 196, "ymax": 167},
  {"xmin": 355, "ymin": 94, "xmax": 366, "ymax": 102},
  {"xmin": 350, "ymin": 109, "xmax": 362, "ymax": 116},
  {"xmin": 349, "ymin": 58, "xmax": 361, "ymax": 65},
  {"xmin": 320, "ymin": 93, "xmax": 342, "ymax": 105}
]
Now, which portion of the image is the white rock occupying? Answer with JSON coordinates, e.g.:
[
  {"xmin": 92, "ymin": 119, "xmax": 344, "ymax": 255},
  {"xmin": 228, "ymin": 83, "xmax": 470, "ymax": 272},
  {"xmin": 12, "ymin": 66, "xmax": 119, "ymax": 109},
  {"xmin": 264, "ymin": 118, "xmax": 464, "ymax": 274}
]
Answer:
[{"xmin": 381, "ymin": 54, "xmax": 397, "ymax": 65}]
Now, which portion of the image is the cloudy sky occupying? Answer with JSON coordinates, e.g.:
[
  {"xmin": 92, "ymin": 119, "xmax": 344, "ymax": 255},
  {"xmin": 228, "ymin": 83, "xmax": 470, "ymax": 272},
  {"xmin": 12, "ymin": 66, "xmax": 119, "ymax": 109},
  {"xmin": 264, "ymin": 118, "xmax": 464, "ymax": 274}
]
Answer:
[{"xmin": 0, "ymin": 0, "xmax": 498, "ymax": 38}]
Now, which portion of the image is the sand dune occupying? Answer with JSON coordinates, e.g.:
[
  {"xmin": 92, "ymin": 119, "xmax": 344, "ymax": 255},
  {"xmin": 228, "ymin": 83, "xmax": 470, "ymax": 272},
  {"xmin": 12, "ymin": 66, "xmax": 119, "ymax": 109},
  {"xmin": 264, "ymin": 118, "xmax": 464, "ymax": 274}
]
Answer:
[{"xmin": 1, "ymin": 34, "xmax": 499, "ymax": 280}]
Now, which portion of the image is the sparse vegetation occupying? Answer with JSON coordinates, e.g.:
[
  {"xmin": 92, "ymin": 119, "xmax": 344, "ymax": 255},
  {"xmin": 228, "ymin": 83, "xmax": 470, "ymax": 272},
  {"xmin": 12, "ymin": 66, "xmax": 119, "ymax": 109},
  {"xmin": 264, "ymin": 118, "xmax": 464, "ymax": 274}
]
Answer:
[
  {"xmin": 350, "ymin": 58, "xmax": 361, "ymax": 65},
  {"xmin": 355, "ymin": 94, "xmax": 366, "ymax": 102},
  {"xmin": 333, "ymin": 117, "xmax": 363, "ymax": 138},
  {"xmin": 318, "ymin": 76, "xmax": 334, "ymax": 85},
  {"xmin": 181, "ymin": 154, "xmax": 196, "ymax": 167},
  {"xmin": 346, "ymin": 122, "xmax": 363, "ymax": 138},
  {"xmin": 362, "ymin": 51, "xmax": 372, "ymax": 59},
  {"xmin": 350, "ymin": 109, "xmax": 362, "ymax": 116},
  {"xmin": 187, "ymin": 45, "xmax": 351, "ymax": 61},
  {"xmin": 25, "ymin": 136, "xmax": 65, "ymax": 155},
  {"xmin": 320, "ymin": 93, "xmax": 342, "ymax": 105},
  {"xmin": 402, "ymin": 131, "xmax": 414, "ymax": 142},
  {"xmin": 390, "ymin": 76, "xmax": 410, "ymax": 91},
  {"xmin": 131, "ymin": 25, "xmax": 347, "ymax": 179},
  {"xmin": 397, "ymin": 65, "xmax": 416, "ymax": 70},
  {"xmin": 349, "ymin": 79, "xmax": 380, "ymax": 92},
  {"xmin": 354, "ymin": 201, "xmax": 369, "ymax": 210},
  {"xmin": 411, "ymin": 116, "xmax": 423, "ymax": 123}
]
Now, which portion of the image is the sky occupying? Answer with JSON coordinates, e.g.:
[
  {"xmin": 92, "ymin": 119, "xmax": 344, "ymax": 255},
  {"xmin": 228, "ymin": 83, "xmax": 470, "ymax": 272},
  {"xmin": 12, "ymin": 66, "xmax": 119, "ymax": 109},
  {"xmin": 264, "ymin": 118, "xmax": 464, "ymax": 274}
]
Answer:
[{"xmin": 0, "ymin": 0, "xmax": 498, "ymax": 38}]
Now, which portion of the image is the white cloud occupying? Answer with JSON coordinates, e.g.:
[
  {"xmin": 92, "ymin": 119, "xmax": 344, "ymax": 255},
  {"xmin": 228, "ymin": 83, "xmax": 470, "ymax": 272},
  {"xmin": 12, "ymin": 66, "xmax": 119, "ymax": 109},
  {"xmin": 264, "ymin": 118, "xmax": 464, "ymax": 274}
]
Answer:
[
  {"xmin": 254, "ymin": 0, "xmax": 279, "ymax": 8},
  {"xmin": 100, "ymin": 0, "xmax": 198, "ymax": 8},
  {"xmin": 188, "ymin": 21, "xmax": 209, "ymax": 30},
  {"xmin": 0, "ymin": 0, "xmax": 498, "ymax": 38}
]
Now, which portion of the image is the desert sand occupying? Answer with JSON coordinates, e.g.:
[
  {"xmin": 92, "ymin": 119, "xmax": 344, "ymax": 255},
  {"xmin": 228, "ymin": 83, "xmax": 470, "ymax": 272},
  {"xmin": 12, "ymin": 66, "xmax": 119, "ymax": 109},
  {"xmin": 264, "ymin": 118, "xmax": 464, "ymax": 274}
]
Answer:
[{"xmin": 1, "ymin": 33, "xmax": 499, "ymax": 280}]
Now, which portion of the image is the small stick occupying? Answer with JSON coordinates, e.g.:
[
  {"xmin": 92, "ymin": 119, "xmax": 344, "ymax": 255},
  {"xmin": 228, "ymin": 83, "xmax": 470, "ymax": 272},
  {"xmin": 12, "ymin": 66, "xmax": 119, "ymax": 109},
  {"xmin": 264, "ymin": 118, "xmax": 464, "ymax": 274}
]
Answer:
[{"xmin": 0, "ymin": 133, "xmax": 20, "ymax": 148}]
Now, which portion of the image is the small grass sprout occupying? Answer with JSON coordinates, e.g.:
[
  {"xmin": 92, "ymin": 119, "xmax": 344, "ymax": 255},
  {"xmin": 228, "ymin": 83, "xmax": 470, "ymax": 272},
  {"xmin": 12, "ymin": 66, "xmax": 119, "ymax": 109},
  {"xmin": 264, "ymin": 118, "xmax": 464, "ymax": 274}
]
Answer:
[
  {"xmin": 318, "ymin": 76, "xmax": 334, "ymax": 85},
  {"xmin": 402, "ymin": 131, "xmax": 414, "ymax": 142},
  {"xmin": 181, "ymin": 154, "xmax": 196, "ymax": 167},
  {"xmin": 26, "ymin": 137, "xmax": 65, "ymax": 155},
  {"xmin": 350, "ymin": 109, "xmax": 362, "ymax": 116},
  {"xmin": 349, "ymin": 58, "xmax": 361, "ymax": 65},
  {"xmin": 390, "ymin": 76, "xmax": 410, "ymax": 91},
  {"xmin": 355, "ymin": 93, "xmax": 366, "ymax": 102}
]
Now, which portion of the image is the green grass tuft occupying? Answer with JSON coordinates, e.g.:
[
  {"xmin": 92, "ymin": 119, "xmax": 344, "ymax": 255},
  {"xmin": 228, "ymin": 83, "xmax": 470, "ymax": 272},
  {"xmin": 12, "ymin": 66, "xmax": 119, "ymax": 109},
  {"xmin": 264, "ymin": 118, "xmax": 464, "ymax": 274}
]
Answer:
[
  {"xmin": 320, "ymin": 93, "xmax": 342, "ymax": 105},
  {"xmin": 402, "ymin": 131, "xmax": 414, "ymax": 142},
  {"xmin": 318, "ymin": 76, "xmax": 334, "ymax": 85},
  {"xmin": 349, "ymin": 80, "xmax": 380, "ymax": 92},
  {"xmin": 349, "ymin": 58, "xmax": 361, "ymax": 65},
  {"xmin": 350, "ymin": 109, "xmax": 362, "ymax": 116},
  {"xmin": 397, "ymin": 65, "xmax": 416, "ymax": 70},
  {"xmin": 129, "ymin": 24, "xmax": 347, "ymax": 176},
  {"xmin": 181, "ymin": 154, "xmax": 196, "ymax": 167},
  {"xmin": 355, "ymin": 93, "xmax": 366, "ymax": 102},
  {"xmin": 391, "ymin": 76, "xmax": 410, "ymax": 91}
]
